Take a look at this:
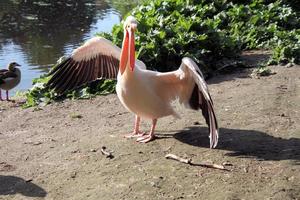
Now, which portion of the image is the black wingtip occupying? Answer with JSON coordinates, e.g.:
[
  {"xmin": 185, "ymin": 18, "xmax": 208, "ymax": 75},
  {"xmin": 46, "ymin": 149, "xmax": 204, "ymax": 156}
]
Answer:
[
  {"xmin": 189, "ymin": 85, "xmax": 200, "ymax": 110},
  {"xmin": 48, "ymin": 57, "xmax": 71, "ymax": 76}
]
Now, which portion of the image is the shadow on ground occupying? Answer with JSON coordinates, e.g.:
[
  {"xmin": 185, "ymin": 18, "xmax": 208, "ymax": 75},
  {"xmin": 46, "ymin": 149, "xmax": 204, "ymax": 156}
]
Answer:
[
  {"xmin": 206, "ymin": 50, "xmax": 271, "ymax": 84},
  {"xmin": 0, "ymin": 175, "xmax": 47, "ymax": 197},
  {"xmin": 171, "ymin": 127, "xmax": 300, "ymax": 163}
]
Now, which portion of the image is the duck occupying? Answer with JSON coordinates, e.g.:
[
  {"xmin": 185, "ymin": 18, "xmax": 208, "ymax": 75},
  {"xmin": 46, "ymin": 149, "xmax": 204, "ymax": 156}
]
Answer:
[{"xmin": 0, "ymin": 62, "xmax": 21, "ymax": 101}]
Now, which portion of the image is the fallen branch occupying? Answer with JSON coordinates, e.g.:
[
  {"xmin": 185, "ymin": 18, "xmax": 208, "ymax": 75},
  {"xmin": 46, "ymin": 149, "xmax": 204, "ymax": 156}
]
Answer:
[
  {"xmin": 165, "ymin": 154, "xmax": 191, "ymax": 164},
  {"xmin": 165, "ymin": 153, "xmax": 229, "ymax": 171}
]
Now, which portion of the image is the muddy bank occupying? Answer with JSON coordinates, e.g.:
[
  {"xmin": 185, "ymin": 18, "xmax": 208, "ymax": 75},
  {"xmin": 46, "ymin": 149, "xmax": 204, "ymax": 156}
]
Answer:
[{"xmin": 0, "ymin": 64, "xmax": 299, "ymax": 200}]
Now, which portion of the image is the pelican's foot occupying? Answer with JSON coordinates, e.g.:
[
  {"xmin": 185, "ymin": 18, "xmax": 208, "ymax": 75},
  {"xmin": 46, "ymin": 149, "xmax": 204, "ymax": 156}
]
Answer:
[
  {"xmin": 124, "ymin": 131, "xmax": 146, "ymax": 138},
  {"xmin": 136, "ymin": 134, "xmax": 156, "ymax": 143}
]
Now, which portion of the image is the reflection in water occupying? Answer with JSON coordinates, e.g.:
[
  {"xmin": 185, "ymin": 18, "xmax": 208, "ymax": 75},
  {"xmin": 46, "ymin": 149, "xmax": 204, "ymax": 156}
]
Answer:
[{"xmin": 0, "ymin": 0, "xmax": 138, "ymax": 94}]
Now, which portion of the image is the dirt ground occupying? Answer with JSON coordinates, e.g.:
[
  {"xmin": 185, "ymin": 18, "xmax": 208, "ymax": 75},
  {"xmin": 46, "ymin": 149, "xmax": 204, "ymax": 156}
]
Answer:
[{"xmin": 0, "ymin": 55, "xmax": 299, "ymax": 199}]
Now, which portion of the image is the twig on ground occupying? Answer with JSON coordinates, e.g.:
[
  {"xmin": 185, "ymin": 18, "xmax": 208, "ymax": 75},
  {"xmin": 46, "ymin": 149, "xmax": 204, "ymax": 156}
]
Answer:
[
  {"xmin": 165, "ymin": 153, "xmax": 229, "ymax": 171},
  {"xmin": 165, "ymin": 153, "xmax": 192, "ymax": 164}
]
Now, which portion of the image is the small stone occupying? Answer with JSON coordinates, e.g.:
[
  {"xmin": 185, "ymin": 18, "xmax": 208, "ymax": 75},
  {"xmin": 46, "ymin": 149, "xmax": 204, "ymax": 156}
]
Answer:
[
  {"xmin": 70, "ymin": 172, "xmax": 77, "ymax": 178},
  {"xmin": 193, "ymin": 121, "xmax": 200, "ymax": 125},
  {"xmin": 33, "ymin": 141, "xmax": 42, "ymax": 145},
  {"xmin": 71, "ymin": 149, "xmax": 80, "ymax": 153},
  {"xmin": 150, "ymin": 181, "xmax": 155, "ymax": 187},
  {"xmin": 222, "ymin": 162, "xmax": 233, "ymax": 166}
]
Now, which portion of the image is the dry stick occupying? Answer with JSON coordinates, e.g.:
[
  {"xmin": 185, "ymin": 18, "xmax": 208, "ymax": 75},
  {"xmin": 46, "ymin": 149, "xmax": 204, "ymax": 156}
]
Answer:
[
  {"xmin": 165, "ymin": 154, "xmax": 192, "ymax": 164},
  {"xmin": 165, "ymin": 154, "xmax": 229, "ymax": 171}
]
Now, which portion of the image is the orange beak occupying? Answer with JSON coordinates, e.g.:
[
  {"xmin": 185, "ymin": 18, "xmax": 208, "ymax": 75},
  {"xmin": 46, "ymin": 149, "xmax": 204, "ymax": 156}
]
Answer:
[{"xmin": 119, "ymin": 24, "xmax": 136, "ymax": 75}]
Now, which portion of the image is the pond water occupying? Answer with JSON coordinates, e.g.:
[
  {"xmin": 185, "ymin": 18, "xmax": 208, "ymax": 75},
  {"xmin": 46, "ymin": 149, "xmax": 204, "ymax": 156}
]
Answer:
[{"xmin": 0, "ymin": 0, "xmax": 138, "ymax": 95}]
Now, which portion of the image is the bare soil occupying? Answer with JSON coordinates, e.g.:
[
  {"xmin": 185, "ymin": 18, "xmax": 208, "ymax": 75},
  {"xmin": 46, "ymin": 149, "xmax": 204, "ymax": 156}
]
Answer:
[{"xmin": 0, "ymin": 56, "xmax": 299, "ymax": 199}]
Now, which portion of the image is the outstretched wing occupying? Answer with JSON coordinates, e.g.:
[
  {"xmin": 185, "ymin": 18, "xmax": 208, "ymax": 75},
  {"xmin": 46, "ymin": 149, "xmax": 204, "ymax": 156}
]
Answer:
[
  {"xmin": 47, "ymin": 37, "xmax": 121, "ymax": 94},
  {"xmin": 152, "ymin": 57, "xmax": 219, "ymax": 148},
  {"xmin": 181, "ymin": 57, "xmax": 219, "ymax": 148}
]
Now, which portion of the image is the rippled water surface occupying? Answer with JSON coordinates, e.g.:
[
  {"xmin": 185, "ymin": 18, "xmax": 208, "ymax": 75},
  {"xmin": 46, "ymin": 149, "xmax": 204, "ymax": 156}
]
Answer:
[{"xmin": 0, "ymin": 0, "xmax": 138, "ymax": 94}]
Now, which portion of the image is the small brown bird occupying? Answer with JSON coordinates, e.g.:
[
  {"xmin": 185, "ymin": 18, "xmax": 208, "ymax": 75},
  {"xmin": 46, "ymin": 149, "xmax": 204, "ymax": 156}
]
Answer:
[{"xmin": 0, "ymin": 62, "xmax": 21, "ymax": 101}]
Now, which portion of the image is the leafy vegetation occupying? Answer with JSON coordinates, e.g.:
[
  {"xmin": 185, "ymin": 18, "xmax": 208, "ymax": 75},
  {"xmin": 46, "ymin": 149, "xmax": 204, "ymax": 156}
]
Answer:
[
  {"xmin": 252, "ymin": 65, "xmax": 274, "ymax": 77},
  {"xmin": 23, "ymin": 76, "xmax": 116, "ymax": 108},
  {"xmin": 104, "ymin": 0, "xmax": 299, "ymax": 71},
  {"xmin": 24, "ymin": 0, "xmax": 300, "ymax": 107}
]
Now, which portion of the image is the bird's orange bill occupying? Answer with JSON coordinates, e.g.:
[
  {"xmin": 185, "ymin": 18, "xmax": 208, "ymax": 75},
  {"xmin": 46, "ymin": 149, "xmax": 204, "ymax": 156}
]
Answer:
[
  {"xmin": 129, "ymin": 29, "xmax": 135, "ymax": 71},
  {"xmin": 119, "ymin": 30, "xmax": 129, "ymax": 75}
]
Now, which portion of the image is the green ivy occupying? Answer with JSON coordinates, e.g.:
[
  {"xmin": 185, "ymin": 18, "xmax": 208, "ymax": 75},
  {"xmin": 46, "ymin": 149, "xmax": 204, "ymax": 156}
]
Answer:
[{"xmin": 124, "ymin": 0, "xmax": 299, "ymax": 68}]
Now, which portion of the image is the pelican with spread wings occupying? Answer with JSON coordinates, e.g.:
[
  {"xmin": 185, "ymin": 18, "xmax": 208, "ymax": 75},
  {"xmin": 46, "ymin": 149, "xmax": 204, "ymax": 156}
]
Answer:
[{"xmin": 47, "ymin": 16, "xmax": 219, "ymax": 148}]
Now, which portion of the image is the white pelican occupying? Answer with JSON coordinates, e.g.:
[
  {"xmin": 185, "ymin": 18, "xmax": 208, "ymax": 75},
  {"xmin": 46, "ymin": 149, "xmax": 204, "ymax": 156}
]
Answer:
[
  {"xmin": 0, "ymin": 62, "xmax": 21, "ymax": 101},
  {"xmin": 47, "ymin": 16, "xmax": 219, "ymax": 148}
]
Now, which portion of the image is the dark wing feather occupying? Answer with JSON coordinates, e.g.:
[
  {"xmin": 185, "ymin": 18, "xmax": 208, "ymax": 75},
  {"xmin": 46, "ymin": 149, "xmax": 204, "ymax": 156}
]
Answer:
[
  {"xmin": 48, "ymin": 57, "xmax": 72, "ymax": 76},
  {"xmin": 183, "ymin": 57, "xmax": 219, "ymax": 148},
  {"xmin": 0, "ymin": 69, "xmax": 8, "ymax": 74},
  {"xmin": 47, "ymin": 37, "xmax": 120, "ymax": 94},
  {"xmin": 0, "ymin": 70, "xmax": 18, "ymax": 84},
  {"xmin": 0, "ymin": 69, "xmax": 8, "ymax": 84},
  {"xmin": 149, "ymin": 57, "xmax": 218, "ymax": 148}
]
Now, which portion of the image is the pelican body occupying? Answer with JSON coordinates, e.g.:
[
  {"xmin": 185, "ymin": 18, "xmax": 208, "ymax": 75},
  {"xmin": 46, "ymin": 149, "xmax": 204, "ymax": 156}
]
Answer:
[
  {"xmin": 117, "ymin": 66, "xmax": 179, "ymax": 119},
  {"xmin": 47, "ymin": 16, "xmax": 219, "ymax": 148}
]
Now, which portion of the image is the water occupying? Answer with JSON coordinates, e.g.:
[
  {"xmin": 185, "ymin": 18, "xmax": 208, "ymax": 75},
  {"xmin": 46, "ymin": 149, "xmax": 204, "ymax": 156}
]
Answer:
[{"xmin": 0, "ymin": 0, "xmax": 138, "ymax": 95}]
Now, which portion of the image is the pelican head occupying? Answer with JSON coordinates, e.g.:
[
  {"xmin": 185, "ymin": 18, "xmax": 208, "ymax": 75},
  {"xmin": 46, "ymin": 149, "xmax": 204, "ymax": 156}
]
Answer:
[
  {"xmin": 123, "ymin": 16, "xmax": 138, "ymax": 32},
  {"xmin": 120, "ymin": 16, "xmax": 138, "ymax": 75}
]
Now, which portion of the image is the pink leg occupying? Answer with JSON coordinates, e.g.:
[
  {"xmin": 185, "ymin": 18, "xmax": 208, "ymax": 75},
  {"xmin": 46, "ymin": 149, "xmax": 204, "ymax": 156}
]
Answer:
[
  {"xmin": 136, "ymin": 119, "xmax": 157, "ymax": 143},
  {"xmin": 0, "ymin": 90, "xmax": 3, "ymax": 101},
  {"xmin": 124, "ymin": 115, "xmax": 145, "ymax": 138},
  {"xmin": 6, "ymin": 90, "xmax": 9, "ymax": 101}
]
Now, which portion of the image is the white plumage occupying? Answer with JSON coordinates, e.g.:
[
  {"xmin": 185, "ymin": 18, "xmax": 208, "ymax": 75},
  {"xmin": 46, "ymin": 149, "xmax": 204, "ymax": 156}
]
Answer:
[{"xmin": 47, "ymin": 16, "xmax": 219, "ymax": 148}]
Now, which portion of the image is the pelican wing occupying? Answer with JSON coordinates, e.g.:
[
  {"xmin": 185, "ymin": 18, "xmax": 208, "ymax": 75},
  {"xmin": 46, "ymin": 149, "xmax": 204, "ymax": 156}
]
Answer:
[
  {"xmin": 47, "ymin": 37, "xmax": 137, "ymax": 94},
  {"xmin": 152, "ymin": 57, "xmax": 219, "ymax": 148}
]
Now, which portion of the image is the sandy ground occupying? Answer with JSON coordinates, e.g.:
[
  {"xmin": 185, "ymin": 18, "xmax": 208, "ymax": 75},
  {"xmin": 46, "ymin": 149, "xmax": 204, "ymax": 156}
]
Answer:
[{"xmin": 0, "ymin": 60, "xmax": 299, "ymax": 199}]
